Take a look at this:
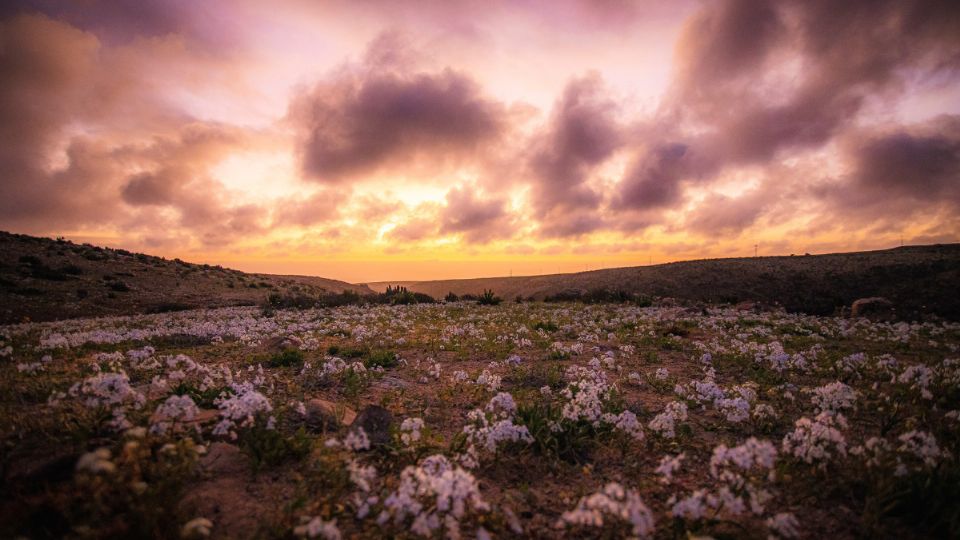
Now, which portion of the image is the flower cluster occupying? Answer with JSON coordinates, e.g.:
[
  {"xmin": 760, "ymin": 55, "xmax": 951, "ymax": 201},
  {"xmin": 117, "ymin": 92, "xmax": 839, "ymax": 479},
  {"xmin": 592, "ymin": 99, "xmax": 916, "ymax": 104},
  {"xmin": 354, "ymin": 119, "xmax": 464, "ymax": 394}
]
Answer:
[
  {"xmin": 460, "ymin": 392, "xmax": 532, "ymax": 467},
  {"xmin": 810, "ymin": 381, "xmax": 857, "ymax": 413},
  {"xmin": 377, "ymin": 454, "xmax": 489, "ymax": 539},
  {"xmin": 293, "ymin": 517, "xmax": 341, "ymax": 539},
  {"xmin": 559, "ymin": 482, "xmax": 655, "ymax": 539},
  {"xmin": 400, "ymin": 417, "xmax": 425, "ymax": 446},
  {"xmin": 150, "ymin": 394, "xmax": 200, "ymax": 435},
  {"xmin": 212, "ymin": 382, "xmax": 273, "ymax": 439},
  {"xmin": 67, "ymin": 371, "xmax": 146, "ymax": 430},
  {"xmin": 672, "ymin": 438, "xmax": 778, "ymax": 521},
  {"xmin": 781, "ymin": 412, "xmax": 847, "ymax": 466},
  {"xmin": 648, "ymin": 401, "xmax": 688, "ymax": 439}
]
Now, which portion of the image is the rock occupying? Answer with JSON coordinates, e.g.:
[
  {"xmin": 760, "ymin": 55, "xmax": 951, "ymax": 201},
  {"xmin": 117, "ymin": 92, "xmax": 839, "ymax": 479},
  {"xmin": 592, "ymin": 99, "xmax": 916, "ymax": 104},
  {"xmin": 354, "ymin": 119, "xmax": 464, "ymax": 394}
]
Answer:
[
  {"xmin": 304, "ymin": 399, "xmax": 357, "ymax": 431},
  {"xmin": 4, "ymin": 450, "xmax": 77, "ymax": 486},
  {"xmin": 200, "ymin": 443, "xmax": 247, "ymax": 475},
  {"xmin": 374, "ymin": 375, "xmax": 410, "ymax": 391},
  {"xmin": 351, "ymin": 405, "xmax": 393, "ymax": 447},
  {"xmin": 148, "ymin": 407, "xmax": 219, "ymax": 434},
  {"xmin": 195, "ymin": 408, "xmax": 220, "ymax": 424},
  {"xmin": 262, "ymin": 335, "xmax": 300, "ymax": 351},
  {"xmin": 850, "ymin": 297, "xmax": 895, "ymax": 321},
  {"xmin": 733, "ymin": 300, "xmax": 781, "ymax": 313}
]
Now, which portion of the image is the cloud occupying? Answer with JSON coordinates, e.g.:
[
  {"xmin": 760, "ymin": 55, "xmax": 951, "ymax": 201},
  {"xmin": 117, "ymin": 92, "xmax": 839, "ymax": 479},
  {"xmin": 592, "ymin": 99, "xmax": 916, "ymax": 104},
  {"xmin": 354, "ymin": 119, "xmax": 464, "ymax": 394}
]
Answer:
[
  {"xmin": 613, "ymin": 143, "xmax": 689, "ymax": 211},
  {"xmin": 290, "ymin": 33, "xmax": 508, "ymax": 183},
  {"xmin": 684, "ymin": 188, "xmax": 774, "ymax": 237},
  {"xmin": 388, "ymin": 217, "xmax": 438, "ymax": 243},
  {"xmin": 607, "ymin": 0, "xmax": 960, "ymax": 233},
  {"xmin": 272, "ymin": 189, "xmax": 351, "ymax": 227},
  {"xmin": 3, "ymin": 1, "xmax": 960, "ymax": 266},
  {"xmin": 439, "ymin": 185, "xmax": 515, "ymax": 243},
  {"xmin": 2, "ymin": 0, "xmax": 240, "ymax": 50},
  {"xmin": 848, "ymin": 117, "xmax": 960, "ymax": 203},
  {"xmin": 529, "ymin": 73, "xmax": 622, "ymax": 212},
  {"xmin": 813, "ymin": 115, "xmax": 960, "ymax": 229}
]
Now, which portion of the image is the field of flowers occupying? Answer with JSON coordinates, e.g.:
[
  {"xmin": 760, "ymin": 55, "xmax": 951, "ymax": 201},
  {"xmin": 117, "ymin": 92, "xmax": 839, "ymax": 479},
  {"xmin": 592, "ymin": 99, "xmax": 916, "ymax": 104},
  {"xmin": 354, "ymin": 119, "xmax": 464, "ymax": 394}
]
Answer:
[{"xmin": 1, "ymin": 301, "xmax": 958, "ymax": 539}]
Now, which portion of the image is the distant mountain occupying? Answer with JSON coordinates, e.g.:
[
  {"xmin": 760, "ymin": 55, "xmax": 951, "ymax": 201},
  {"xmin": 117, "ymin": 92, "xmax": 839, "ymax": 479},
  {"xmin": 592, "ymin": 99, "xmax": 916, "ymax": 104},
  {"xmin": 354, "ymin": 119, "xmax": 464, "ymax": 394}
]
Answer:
[
  {"xmin": 0, "ymin": 231, "xmax": 372, "ymax": 323},
  {"xmin": 370, "ymin": 244, "xmax": 960, "ymax": 320}
]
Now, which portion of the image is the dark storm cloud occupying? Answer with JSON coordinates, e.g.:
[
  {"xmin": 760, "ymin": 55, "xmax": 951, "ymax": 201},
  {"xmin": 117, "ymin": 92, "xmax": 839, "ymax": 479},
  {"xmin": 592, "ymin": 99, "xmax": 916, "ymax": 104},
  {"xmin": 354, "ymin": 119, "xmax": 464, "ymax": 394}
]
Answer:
[{"xmin": 290, "ymin": 36, "xmax": 507, "ymax": 183}]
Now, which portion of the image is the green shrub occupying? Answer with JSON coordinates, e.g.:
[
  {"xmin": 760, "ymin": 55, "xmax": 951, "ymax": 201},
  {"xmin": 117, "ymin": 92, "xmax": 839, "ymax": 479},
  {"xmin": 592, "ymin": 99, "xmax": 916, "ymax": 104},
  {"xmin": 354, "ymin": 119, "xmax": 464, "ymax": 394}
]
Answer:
[
  {"xmin": 533, "ymin": 320, "xmax": 559, "ymax": 332},
  {"xmin": 515, "ymin": 402, "xmax": 604, "ymax": 463},
  {"xmin": 238, "ymin": 422, "xmax": 312, "ymax": 473},
  {"xmin": 268, "ymin": 349, "xmax": 304, "ymax": 368},
  {"xmin": 172, "ymin": 383, "xmax": 232, "ymax": 408},
  {"xmin": 365, "ymin": 350, "xmax": 398, "ymax": 369},
  {"xmin": 328, "ymin": 345, "xmax": 367, "ymax": 358}
]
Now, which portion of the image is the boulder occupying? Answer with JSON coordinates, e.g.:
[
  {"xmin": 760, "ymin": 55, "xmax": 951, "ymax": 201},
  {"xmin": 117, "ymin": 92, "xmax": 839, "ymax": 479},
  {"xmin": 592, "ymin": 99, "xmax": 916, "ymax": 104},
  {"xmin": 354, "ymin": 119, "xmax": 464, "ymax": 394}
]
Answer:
[
  {"xmin": 304, "ymin": 399, "xmax": 356, "ymax": 431},
  {"xmin": 850, "ymin": 297, "xmax": 895, "ymax": 321},
  {"xmin": 351, "ymin": 405, "xmax": 393, "ymax": 447}
]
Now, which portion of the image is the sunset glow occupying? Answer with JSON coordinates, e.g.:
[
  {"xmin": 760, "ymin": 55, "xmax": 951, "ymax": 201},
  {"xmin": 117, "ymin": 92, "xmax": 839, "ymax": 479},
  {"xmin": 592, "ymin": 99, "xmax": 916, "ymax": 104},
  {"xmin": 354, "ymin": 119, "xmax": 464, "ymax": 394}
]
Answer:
[{"xmin": 2, "ymin": 0, "xmax": 959, "ymax": 282}]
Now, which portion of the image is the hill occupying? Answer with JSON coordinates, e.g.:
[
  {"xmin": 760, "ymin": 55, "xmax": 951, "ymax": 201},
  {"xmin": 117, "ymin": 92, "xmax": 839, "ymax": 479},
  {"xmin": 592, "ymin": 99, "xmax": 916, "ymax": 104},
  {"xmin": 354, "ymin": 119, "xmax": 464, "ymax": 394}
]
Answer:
[
  {"xmin": 0, "ymin": 231, "xmax": 372, "ymax": 323},
  {"xmin": 370, "ymin": 244, "xmax": 960, "ymax": 320}
]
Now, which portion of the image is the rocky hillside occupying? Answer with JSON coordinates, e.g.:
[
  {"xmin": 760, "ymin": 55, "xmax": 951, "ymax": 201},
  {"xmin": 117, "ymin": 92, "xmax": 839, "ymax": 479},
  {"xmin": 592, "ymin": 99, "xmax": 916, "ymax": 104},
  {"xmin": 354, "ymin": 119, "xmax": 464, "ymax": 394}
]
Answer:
[
  {"xmin": 0, "ymin": 231, "xmax": 372, "ymax": 323},
  {"xmin": 370, "ymin": 244, "xmax": 960, "ymax": 320}
]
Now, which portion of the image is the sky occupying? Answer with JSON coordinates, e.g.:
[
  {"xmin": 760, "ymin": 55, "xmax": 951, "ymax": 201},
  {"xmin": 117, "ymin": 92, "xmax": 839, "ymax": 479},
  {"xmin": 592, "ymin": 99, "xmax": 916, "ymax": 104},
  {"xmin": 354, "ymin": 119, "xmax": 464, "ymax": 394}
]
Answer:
[{"xmin": 1, "ymin": 0, "xmax": 959, "ymax": 283}]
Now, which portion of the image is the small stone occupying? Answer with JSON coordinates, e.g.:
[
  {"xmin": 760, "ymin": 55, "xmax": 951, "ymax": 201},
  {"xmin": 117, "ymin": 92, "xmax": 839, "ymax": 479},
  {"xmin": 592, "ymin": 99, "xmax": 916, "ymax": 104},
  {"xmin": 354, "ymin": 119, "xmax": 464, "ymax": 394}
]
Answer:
[
  {"xmin": 304, "ymin": 399, "xmax": 357, "ymax": 431},
  {"xmin": 351, "ymin": 405, "xmax": 393, "ymax": 447},
  {"xmin": 374, "ymin": 375, "xmax": 410, "ymax": 390}
]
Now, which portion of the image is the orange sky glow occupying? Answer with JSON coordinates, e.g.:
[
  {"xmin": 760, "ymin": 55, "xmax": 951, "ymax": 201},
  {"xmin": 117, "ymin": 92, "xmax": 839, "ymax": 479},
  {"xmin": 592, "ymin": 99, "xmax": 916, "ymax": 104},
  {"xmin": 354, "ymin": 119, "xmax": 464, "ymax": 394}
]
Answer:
[{"xmin": 2, "ymin": 0, "xmax": 959, "ymax": 282}]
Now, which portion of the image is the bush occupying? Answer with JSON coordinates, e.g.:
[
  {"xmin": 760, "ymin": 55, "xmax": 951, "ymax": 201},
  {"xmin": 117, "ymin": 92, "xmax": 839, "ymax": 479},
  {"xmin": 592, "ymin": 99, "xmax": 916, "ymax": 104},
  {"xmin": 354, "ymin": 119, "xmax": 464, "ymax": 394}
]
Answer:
[
  {"xmin": 266, "ymin": 292, "xmax": 317, "ymax": 309},
  {"xmin": 327, "ymin": 345, "xmax": 367, "ymax": 358},
  {"xmin": 238, "ymin": 422, "xmax": 311, "ymax": 473},
  {"xmin": 445, "ymin": 292, "xmax": 460, "ymax": 302},
  {"xmin": 108, "ymin": 281, "xmax": 130, "ymax": 292},
  {"xmin": 533, "ymin": 320, "xmax": 559, "ymax": 332},
  {"xmin": 60, "ymin": 264, "xmax": 83, "ymax": 275},
  {"xmin": 477, "ymin": 289, "xmax": 502, "ymax": 306},
  {"xmin": 268, "ymin": 349, "xmax": 304, "ymax": 368},
  {"xmin": 515, "ymin": 401, "xmax": 603, "ymax": 463},
  {"xmin": 146, "ymin": 302, "xmax": 192, "ymax": 314},
  {"xmin": 544, "ymin": 288, "xmax": 654, "ymax": 306},
  {"xmin": 172, "ymin": 382, "xmax": 232, "ymax": 408},
  {"xmin": 316, "ymin": 290, "xmax": 363, "ymax": 308},
  {"xmin": 379, "ymin": 286, "xmax": 435, "ymax": 305},
  {"xmin": 365, "ymin": 350, "xmax": 398, "ymax": 369}
]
